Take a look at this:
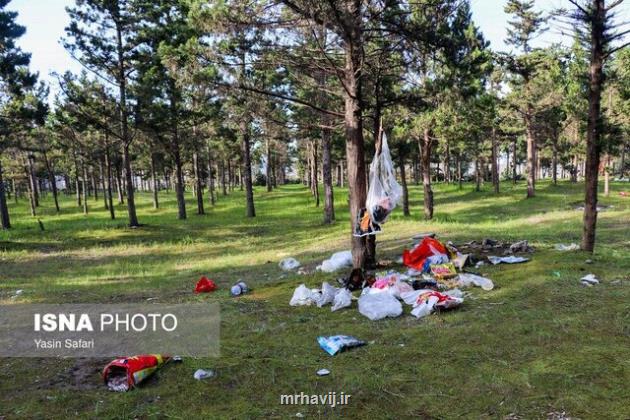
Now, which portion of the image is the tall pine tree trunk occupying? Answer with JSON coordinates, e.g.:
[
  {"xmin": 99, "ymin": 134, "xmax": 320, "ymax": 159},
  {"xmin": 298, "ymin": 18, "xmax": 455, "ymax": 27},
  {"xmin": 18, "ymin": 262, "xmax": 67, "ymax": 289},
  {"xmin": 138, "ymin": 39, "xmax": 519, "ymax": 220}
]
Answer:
[
  {"xmin": 491, "ymin": 127, "xmax": 499, "ymax": 193},
  {"xmin": 193, "ymin": 149, "xmax": 205, "ymax": 215},
  {"xmin": 173, "ymin": 145, "xmax": 186, "ymax": 220},
  {"xmin": 421, "ymin": 128, "xmax": 434, "ymax": 220},
  {"xmin": 322, "ymin": 122, "xmax": 335, "ymax": 223},
  {"xmin": 99, "ymin": 157, "xmax": 108, "ymax": 210},
  {"xmin": 43, "ymin": 151, "xmax": 60, "ymax": 213},
  {"xmin": 151, "ymin": 153, "xmax": 159, "ymax": 210},
  {"xmin": 206, "ymin": 141, "xmax": 215, "ymax": 206},
  {"xmin": 0, "ymin": 157, "xmax": 11, "ymax": 229},
  {"xmin": 82, "ymin": 163, "xmax": 88, "ymax": 215},
  {"xmin": 105, "ymin": 147, "xmax": 115, "ymax": 220},
  {"xmin": 266, "ymin": 138, "xmax": 273, "ymax": 192},
  {"xmin": 311, "ymin": 141, "xmax": 320, "ymax": 207},
  {"xmin": 581, "ymin": 0, "xmax": 604, "ymax": 252},
  {"xmin": 241, "ymin": 121, "xmax": 256, "ymax": 218},
  {"xmin": 525, "ymin": 109, "xmax": 536, "ymax": 197},
  {"xmin": 27, "ymin": 154, "xmax": 39, "ymax": 207}
]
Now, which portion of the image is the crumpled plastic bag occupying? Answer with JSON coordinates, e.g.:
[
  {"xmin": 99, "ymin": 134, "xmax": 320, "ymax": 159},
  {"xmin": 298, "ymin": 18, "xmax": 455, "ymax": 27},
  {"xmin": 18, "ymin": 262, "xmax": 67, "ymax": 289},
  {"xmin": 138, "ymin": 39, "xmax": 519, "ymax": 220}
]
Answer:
[
  {"xmin": 289, "ymin": 284, "xmax": 316, "ymax": 306},
  {"xmin": 279, "ymin": 257, "xmax": 301, "ymax": 271},
  {"xmin": 331, "ymin": 288, "xmax": 352, "ymax": 311},
  {"xmin": 488, "ymin": 255, "xmax": 529, "ymax": 265},
  {"xmin": 402, "ymin": 237, "xmax": 450, "ymax": 271},
  {"xmin": 317, "ymin": 251, "xmax": 353, "ymax": 273},
  {"xmin": 555, "ymin": 243, "xmax": 580, "ymax": 251},
  {"xmin": 401, "ymin": 290, "xmax": 463, "ymax": 319},
  {"xmin": 457, "ymin": 273, "xmax": 494, "ymax": 291},
  {"xmin": 358, "ymin": 289, "xmax": 403, "ymax": 320},
  {"xmin": 366, "ymin": 132, "xmax": 403, "ymax": 225},
  {"xmin": 317, "ymin": 335, "xmax": 366, "ymax": 356},
  {"xmin": 317, "ymin": 282, "xmax": 338, "ymax": 307}
]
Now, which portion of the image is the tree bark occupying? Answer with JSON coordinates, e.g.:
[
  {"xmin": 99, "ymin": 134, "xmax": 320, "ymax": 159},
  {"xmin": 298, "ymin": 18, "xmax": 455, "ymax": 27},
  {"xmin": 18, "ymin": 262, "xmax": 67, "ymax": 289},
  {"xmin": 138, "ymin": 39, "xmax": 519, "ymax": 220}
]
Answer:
[
  {"xmin": 82, "ymin": 163, "xmax": 88, "ymax": 215},
  {"xmin": 581, "ymin": 0, "xmax": 604, "ymax": 252},
  {"xmin": 491, "ymin": 127, "xmax": 499, "ymax": 193},
  {"xmin": 241, "ymin": 120, "xmax": 256, "ymax": 218},
  {"xmin": 23, "ymin": 159, "xmax": 36, "ymax": 217},
  {"xmin": 206, "ymin": 141, "xmax": 215, "ymax": 206},
  {"xmin": 43, "ymin": 151, "xmax": 60, "ymax": 213},
  {"xmin": 193, "ymin": 150, "xmax": 205, "ymax": 215},
  {"xmin": 105, "ymin": 147, "xmax": 115, "ymax": 220},
  {"xmin": 27, "ymin": 154, "xmax": 39, "ymax": 207},
  {"xmin": 475, "ymin": 158, "xmax": 481, "ymax": 192},
  {"xmin": 99, "ymin": 157, "xmax": 108, "ymax": 210},
  {"xmin": 0, "ymin": 158, "xmax": 11, "ymax": 229},
  {"xmin": 122, "ymin": 144, "xmax": 138, "ymax": 226},
  {"xmin": 525, "ymin": 109, "xmax": 536, "ymax": 197},
  {"xmin": 322, "ymin": 122, "xmax": 335, "ymax": 223},
  {"xmin": 173, "ymin": 145, "xmax": 187, "ymax": 220},
  {"xmin": 311, "ymin": 141, "xmax": 320, "ymax": 207},
  {"xmin": 151, "ymin": 153, "xmax": 159, "ymax": 209},
  {"xmin": 266, "ymin": 137, "xmax": 273, "ymax": 192},
  {"xmin": 420, "ymin": 128, "xmax": 434, "ymax": 219},
  {"xmin": 398, "ymin": 147, "xmax": 410, "ymax": 216},
  {"xmin": 552, "ymin": 135, "xmax": 558, "ymax": 185},
  {"xmin": 115, "ymin": 161, "xmax": 124, "ymax": 204}
]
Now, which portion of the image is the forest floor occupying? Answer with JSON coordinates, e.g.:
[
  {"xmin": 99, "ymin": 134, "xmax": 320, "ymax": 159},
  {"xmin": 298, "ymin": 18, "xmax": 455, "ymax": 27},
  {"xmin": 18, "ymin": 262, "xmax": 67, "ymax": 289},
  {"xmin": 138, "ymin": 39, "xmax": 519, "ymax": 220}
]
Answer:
[{"xmin": 1, "ymin": 180, "xmax": 629, "ymax": 419}]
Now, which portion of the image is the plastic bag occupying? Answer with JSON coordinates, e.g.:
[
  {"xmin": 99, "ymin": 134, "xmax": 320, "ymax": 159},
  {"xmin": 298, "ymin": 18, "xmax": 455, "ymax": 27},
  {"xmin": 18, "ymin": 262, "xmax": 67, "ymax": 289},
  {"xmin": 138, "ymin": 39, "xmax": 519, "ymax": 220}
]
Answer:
[
  {"xmin": 317, "ymin": 282, "xmax": 338, "ymax": 307},
  {"xmin": 366, "ymin": 133, "xmax": 403, "ymax": 225},
  {"xmin": 457, "ymin": 273, "xmax": 494, "ymax": 291},
  {"xmin": 318, "ymin": 251, "xmax": 353, "ymax": 273},
  {"xmin": 289, "ymin": 284, "xmax": 316, "ymax": 306},
  {"xmin": 488, "ymin": 255, "xmax": 529, "ymax": 265},
  {"xmin": 331, "ymin": 288, "xmax": 352, "ymax": 311},
  {"xmin": 402, "ymin": 237, "xmax": 450, "ymax": 271},
  {"xmin": 317, "ymin": 335, "xmax": 366, "ymax": 356},
  {"xmin": 279, "ymin": 257, "xmax": 301, "ymax": 271},
  {"xmin": 401, "ymin": 290, "xmax": 463, "ymax": 319},
  {"xmin": 194, "ymin": 276, "xmax": 217, "ymax": 293},
  {"xmin": 358, "ymin": 289, "xmax": 403, "ymax": 320}
]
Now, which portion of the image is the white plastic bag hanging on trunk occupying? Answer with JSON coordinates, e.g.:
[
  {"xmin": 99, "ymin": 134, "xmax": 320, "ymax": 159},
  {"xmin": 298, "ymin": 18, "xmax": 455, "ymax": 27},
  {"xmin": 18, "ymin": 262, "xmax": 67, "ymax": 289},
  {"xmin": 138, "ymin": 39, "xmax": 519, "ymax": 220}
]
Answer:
[{"xmin": 355, "ymin": 132, "xmax": 402, "ymax": 237}]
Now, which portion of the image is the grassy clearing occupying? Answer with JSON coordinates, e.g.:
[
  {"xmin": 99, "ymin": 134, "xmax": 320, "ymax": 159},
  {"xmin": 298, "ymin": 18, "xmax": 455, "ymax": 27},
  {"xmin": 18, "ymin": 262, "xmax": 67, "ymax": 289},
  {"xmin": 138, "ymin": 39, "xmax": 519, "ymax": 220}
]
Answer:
[{"xmin": 1, "ymin": 180, "xmax": 629, "ymax": 419}]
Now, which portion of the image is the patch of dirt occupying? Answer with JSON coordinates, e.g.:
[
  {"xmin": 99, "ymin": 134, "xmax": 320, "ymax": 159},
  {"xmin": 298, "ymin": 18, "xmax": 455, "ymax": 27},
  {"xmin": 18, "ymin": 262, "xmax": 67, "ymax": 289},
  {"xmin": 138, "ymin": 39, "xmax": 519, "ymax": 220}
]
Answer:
[{"xmin": 38, "ymin": 358, "xmax": 108, "ymax": 391}]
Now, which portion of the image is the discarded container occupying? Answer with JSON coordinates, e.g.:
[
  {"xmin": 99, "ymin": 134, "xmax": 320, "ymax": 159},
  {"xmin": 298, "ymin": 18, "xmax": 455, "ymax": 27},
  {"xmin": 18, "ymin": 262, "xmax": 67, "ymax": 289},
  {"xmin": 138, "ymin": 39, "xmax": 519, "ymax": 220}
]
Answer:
[
  {"xmin": 318, "ymin": 251, "xmax": 353, "ymax": 273},
  {"xmin": 193, "ymin": 369, "xmax": 216, "ymax": 380},
  {"xmin": 358, "ymin": 290, "xmax": 403, "ymax": 321},
  {"xmin": 316, "ymin": 369, "xmax": 330, "ymax": 376},
  {"xmin": 279, "ymin": 258, "xmax": 301, "ymax": 271},
  {"xmin": 194, "ymin": 276, "xmax": 217, "ymax": 293},
  {"xmin": 317, "ymin": 335, "xmax": 366, "ymax": 356},
  {"xmin": 103, "ymin": 354, "xmax": 170, "ymax": 392},
  {"xmin": 237, "ymin": 281, "xmax": 248, "ymax": 293},
  {"xmin": 230, "ymin": 284, "xmax": 242, "ymax": 296}
]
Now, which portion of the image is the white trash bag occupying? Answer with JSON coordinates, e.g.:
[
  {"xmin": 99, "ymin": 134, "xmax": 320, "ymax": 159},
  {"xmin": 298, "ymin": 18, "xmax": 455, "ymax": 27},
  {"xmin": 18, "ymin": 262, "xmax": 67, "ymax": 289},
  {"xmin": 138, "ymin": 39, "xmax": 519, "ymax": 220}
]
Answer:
[
  {"xmin": 279, "ymin": 257, "xmax": 301, "ymax": 271},
  {"xmin": 289, "ymin": 284, "xmax": 315, "ymax": 306},
  {"xmin": 358, "ymin": 289, "xmax": 403, "ymax": 321},
  {"xmin": 317, "ymin": 282, "xmax": 338, "ymax": 307},
  {"xmin": 331, "ymin": 288, "xmax": 352, "ymax": 312},
  {"xmin": 366, "ymin": 133, "xmax": 403, "ymax": 225},
  {"xmin": 317, "ymin": 251, "xmax": 353, "ymax": 273},
  {"xmin": 457, "ymin": 273, "xmax": 494, "ymax": 291}
]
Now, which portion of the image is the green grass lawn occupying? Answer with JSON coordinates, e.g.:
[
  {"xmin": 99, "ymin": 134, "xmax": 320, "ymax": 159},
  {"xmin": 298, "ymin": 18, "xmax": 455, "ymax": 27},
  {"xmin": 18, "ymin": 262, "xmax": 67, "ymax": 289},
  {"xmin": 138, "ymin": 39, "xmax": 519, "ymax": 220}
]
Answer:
[{"xmin": 1, "ymin": 180, "xmax": 629, "ymax": 419}]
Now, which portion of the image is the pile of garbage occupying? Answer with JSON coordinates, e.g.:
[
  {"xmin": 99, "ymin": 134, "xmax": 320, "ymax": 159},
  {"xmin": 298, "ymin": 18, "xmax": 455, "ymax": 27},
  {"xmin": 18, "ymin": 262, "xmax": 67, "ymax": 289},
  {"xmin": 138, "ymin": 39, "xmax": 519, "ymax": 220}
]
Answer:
[{"xmin": 290, "ymin": 235, "xmax": 504, "ymax": 320}]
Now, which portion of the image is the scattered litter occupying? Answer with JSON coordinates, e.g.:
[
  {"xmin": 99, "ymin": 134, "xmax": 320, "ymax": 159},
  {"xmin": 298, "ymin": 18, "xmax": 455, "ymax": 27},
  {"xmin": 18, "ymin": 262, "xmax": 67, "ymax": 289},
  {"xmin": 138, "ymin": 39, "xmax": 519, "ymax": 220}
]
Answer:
[
  {"xmin": 552, "ymin": 271, "xmax": 561, "ymax": 277},
  {"xmin": 585, "ymin": 259, "xmax": 593, "ymax": 264},
  {"xmin": 193, "ymin": 369, "xmax": 216, "ymax": 380},
  {"xmin": 340, "ymin": 268, "xmax": 368, "ymax": 291},
  {"xmin": 488, "ymin": 255, "xmax": 529, "ymax": 265},
  {"xmin": 331, "ymin": 288, "xmax": 352, "ymax": 312},
  {"xmin": 475, "ymin": 261, "xmax": 485, "ymax": 268},
  {"xmin": 279, "ymin": 258, "xmax": 301, "ymax": 271},
  {"xmin": 10, "ymin": 289, "xmax": 24, "ymax": 299},
  {"xmin": 194, "ymin": 276, "xmax": 217, "ymax": 293},
  {"xmin": 358, "ymin": 289, "xmax": 403, "ymax": 320},
  {"xmin": 412, "ymin": 279, "xmax": 439, "ymax": 290},
  {"xmin": 296, "ymin": 413, "xmax": 305, "ymax": 418},
  {"xmin": 354, "ymin": 132, "xmax": 402, "ymax": 237},
  {"xmin": 402, "ymin": 290, "xmax": 463, "ymax": 319},
  {"xmin": 580, "ymin": 274, "xmax": 599, "ymax": 286},
  {"xmin": 317, "ymin": 251, "xmax": 353, "ymax": 273},
  {"xmin": 445, "ymin": 288, "xmax": 464, "ymax": 298},
  {"xmin": 555, "ymin": 243, "xmax": 580, "ymax": 251},
  {"xmin": 458, "ymin": 273, "xmax": 494, "ymax": 290},
  {"xmin": 230, "ymin": 281, "xmax": 249, "ymax": 297},
  {"xmin": 290, "ymin": 284, "xmax": 316, "ymax": 306},
  {"xmin": 402, "ymin": 236, "xmax": 449, "ymax": 271},
  {"xmin": 316, "ymin": 369, "xmax": 330, "ymax": 376},
  {"xmin": 237, "ymin": 281, "xmax": 248, "ymax": 293},
  {"xmin": 172, "ymin": 356, "xmax": 183, "ymax": 362},
  {"xmin": 103, "ymin": 354, "xmax": 170, "ymax": 392},
  {"xmin": 430, "ymin": 262, "xmax": 458, "ymax": 279},
  {"xmin": 509, "ymin": 240, "xmax": 533, "ymax": 253},
  {"xmin": 317, "ymin": 335, "xmax": 366, "ymax": 356},
  {"xmin": 316, "ymin": 282, "xmax": 338, "ymax": 307}
]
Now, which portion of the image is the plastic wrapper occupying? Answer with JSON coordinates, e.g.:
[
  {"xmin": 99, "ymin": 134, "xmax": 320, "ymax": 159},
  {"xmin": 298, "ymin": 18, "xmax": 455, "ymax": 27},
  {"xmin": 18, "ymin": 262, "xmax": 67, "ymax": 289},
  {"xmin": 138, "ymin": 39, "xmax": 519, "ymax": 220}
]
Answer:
[
  {"xmin": 402, "ymin": 237, "xmax": 450, "ymax": 272},
  {"xmin": 331, "ymin": 288, "xmax": 352, "ymax": 311},
  {"xmin": 457, "ymin": 273, "xmax": 494, "ymax": 291},
  {"xmin": 103, "ymin": 354, "xmax": 170, "ymax": 392},
  {"xmin": 194, "ymin": 276, "xmax": 217, "ymax": 293},
  {"xmin": 366, "ymin": 133, "xmax": 403, "ymax": 225},
  {"xmin": 358, "ymin": 289, "xmax": 403, "ymax": 320},
  {"xmin": 279, "ymin": 257, "xmax": 301, "ymax": 271},
  {"xmin": 317, "ymin": 282, "xmax": 338, "ymax": 307},
  {"xmin": 317, "ymin": 335, "xmax": 366, "ymax": 356},
  {"xmin": 430, "ymin": 262, "xmax": 458, "ymax": 279},
  {"xmin": 488, "ymin": 256, "xmax": 529, "ymax": 265}
]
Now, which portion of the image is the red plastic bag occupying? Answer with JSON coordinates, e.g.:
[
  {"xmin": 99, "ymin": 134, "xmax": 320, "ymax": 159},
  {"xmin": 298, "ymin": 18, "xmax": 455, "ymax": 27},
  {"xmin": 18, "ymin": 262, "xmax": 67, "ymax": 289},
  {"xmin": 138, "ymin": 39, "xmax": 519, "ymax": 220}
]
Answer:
[
  {"xmin": 194, "ymin": 276, "xmax": 217, "ymax": 293},
  {"xmin": 402, "ymin": 237, "xmax": 449, "ymax": 271},
  {"xmin": 103, "ymin": 354, "xmax": 170, "ymax": 392}
]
